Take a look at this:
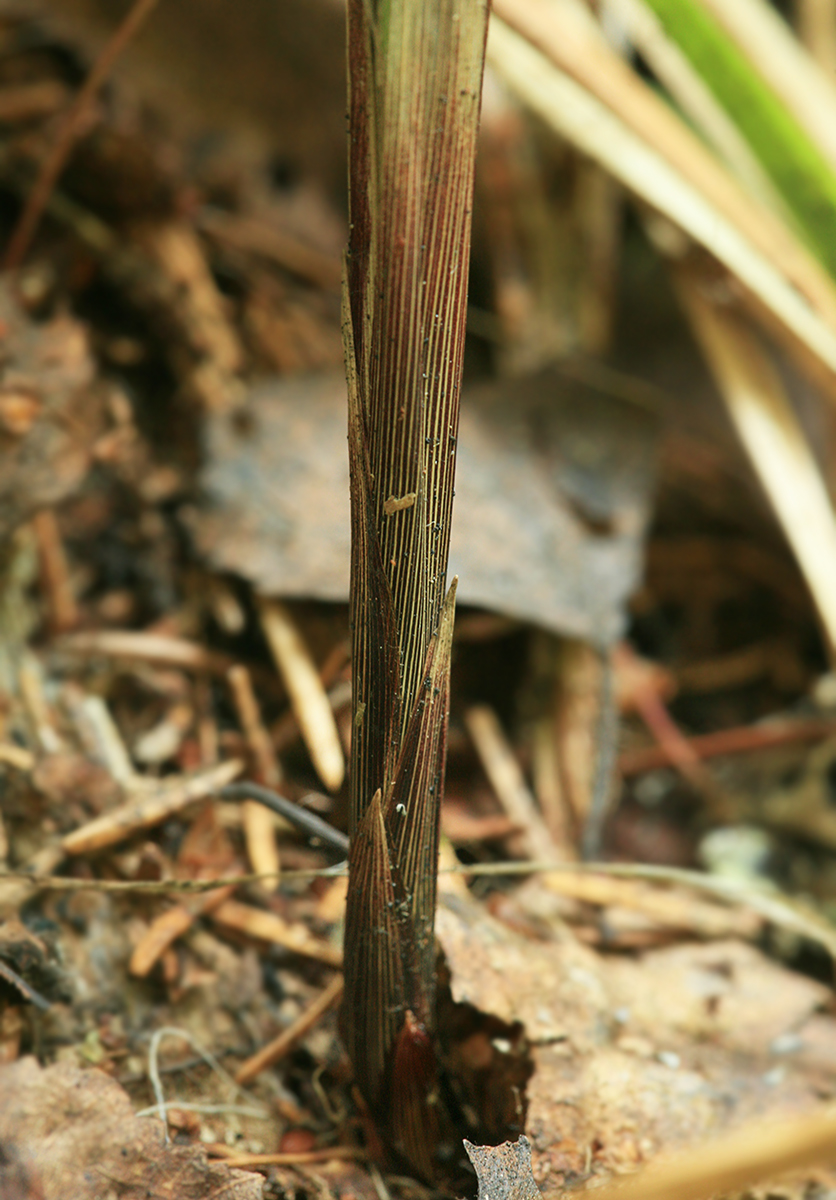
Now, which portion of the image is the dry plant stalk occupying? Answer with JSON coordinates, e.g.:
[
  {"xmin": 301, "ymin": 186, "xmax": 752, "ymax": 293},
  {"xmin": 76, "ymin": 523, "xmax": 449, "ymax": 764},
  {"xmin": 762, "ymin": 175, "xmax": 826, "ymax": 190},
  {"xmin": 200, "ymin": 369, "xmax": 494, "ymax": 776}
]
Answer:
[
  {"xmin": 341, "ymin": 0, "xmax": 488, "ymax": 1179},
  {"xmin": 674, "ymin": 267, "xmax": 836, "ymax": 655}
]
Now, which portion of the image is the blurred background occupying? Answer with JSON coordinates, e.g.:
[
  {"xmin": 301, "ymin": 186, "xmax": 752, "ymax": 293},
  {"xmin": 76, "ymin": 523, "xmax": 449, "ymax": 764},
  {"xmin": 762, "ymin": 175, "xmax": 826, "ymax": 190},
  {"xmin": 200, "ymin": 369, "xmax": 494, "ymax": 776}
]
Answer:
[{"xmin": 3, "ymin": 0, "xmax": 836, "ymax": 1191}]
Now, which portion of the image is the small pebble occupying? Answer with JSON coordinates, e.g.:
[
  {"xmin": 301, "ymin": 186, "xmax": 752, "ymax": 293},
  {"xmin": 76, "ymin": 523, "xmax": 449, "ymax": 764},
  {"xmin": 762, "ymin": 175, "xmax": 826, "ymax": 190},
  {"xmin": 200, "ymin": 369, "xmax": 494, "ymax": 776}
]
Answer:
[{"xmin": 279, "ymin": 1128, "xmax": 317, "ymax": 1154}]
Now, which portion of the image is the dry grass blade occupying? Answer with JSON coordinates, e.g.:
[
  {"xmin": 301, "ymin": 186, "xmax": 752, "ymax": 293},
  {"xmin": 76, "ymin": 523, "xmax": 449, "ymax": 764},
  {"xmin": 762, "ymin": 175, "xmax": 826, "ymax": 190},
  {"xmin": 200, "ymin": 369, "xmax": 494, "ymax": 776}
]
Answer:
[
  {"xmin": 342, "ymin": 0, "xmax": 488, "ymax": 1178},
  {"xmin": 674, "ymin": 267, "xmax": 836, "ymax": 656},
  {"xmin": 696, "ymin": 0, "xmax": 836, "ymax": 175},
  {"xmin": 798, "ymin": 0, "xmax": 836, "ymax": 73},
  {"xmin": 579, "ymin": 1105, "xmax": 836, "ymax": 1200},
  {"xmin": 606, "ymin": 0, "xmax": 786, "ymax": 212},
  {"xmin": 487, "ymin": 7, "xmax": 836, "ymax": 403},
  {"xmin": 491, "ymin": 0, "xmax": 836, "ymax": 324},
  {"xmin": 258, "ymin": 599, "xmax": 345, "ymax": 792},
  {"xmin": 465, "ymin": 703, "xmax": 562, "ymax": 863},
  {"xmin": 61, "ymin": 759, "xmax": 243, "ymax": 856},
  {"xmin": 640, "ymin": 0, "xmax": 836, "ymax": 277}
]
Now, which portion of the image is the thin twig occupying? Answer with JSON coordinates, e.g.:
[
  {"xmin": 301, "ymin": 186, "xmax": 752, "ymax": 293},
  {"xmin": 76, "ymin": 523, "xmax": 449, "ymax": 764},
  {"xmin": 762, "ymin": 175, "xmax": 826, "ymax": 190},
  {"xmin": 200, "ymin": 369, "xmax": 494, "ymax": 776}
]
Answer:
[
  {"xmin": 258, "ymin": 599, "xmax": 345, "ymax": 793},
  {"xmin": 62, "ymin": 758, "xmax": 243, "ymax": 856},
  {"xmin": 146, "ymin": 1025, "xmax": 267, "ymax": 1143},
  {"xmin": 209, "ymin": 1146, "xmax": 363, "ymax": 1169},
  {"xmin": 235, "ymin": 974, "xmax": 344, "ymax": 1085},
  {"xmin": 220, "ymin": 782, "xmax": 349, "ymax": 855},
  {"xmin": 618, "ymin": 716, "xmax": 836, "ymax": 776},
  {"xmin": 226, "ymin": 666, "xmax": 283, "ymax": 877},
  {"xmin": 0, "ymin": 958, "xmax": 52, "ymax": 1011},
  {"xmin": 4, "ymin": 0, "xmax": 162, "ymax": 271},
  {"xmin": 55, "ymin": 630, "xmax": 235, "ymax": 676},
  {"xmin": 3, "ymin": 859, "xmax": 836, "ymax": 956}
]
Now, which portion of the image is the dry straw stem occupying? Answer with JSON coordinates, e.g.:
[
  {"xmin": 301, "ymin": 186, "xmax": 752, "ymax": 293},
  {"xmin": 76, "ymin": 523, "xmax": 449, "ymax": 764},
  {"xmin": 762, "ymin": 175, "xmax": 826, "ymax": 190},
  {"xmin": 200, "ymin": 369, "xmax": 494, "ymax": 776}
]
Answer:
[
  {"xmin": 342, "ymin": 0, "xmax": 488, "ymax": 1176},
  {"xmin": 258, "ymin": 599, "xmax": 345, "ymax": 793},
  {"xmin": 581, "ymin": 1105, "xmax": 836, "ymax": 1200},
  {"xmin": 675, "ymin": 267, "xmax": 836, "ymax": 656},
  {"xmin": 226, "ymin": 663, "xmax": 283, "ymax": 878},
  {"xmin": 56, "ymin": 629, "xmax": 235, "ymax": 676},
  {"xmin": 464, "ymin": 704, "xmax": 562, "ymax": 862},
  {"xmin": 214, "ymin": 1147, "xmax": 362, "ymax": 1169},
  {"xmin": 61, "ymin": 758, "xmax": 243, "ymax": 856},
  {"xmin": 540, "ymin": 871, "xmax": 760, "ymax": 939},
  {"xmin": 235, "ymin": 972, "xmax": 344, "ymax": 1085},
  {"xmin": 486, "ymin": 2, "xmax": 836, "ymax": 402},
  {"xmin": 211, "ymin": 897, "xmax": 343, "ymax": 966},
  {"xmin": 798, "ymin": 0, "xmax": 836, "ymax": 75},
  {"xmin": 596, "ymin": 861, "xmax": 836, "ymax": 960}
]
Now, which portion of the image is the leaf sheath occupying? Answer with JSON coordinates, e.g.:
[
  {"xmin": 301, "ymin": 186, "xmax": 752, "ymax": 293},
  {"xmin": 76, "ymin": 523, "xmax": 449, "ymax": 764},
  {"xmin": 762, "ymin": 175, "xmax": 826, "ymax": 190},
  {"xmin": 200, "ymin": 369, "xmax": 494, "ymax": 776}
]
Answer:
[{"xmin": 341, "ymin": 0, "xmax": 489, "ymax": 1176}]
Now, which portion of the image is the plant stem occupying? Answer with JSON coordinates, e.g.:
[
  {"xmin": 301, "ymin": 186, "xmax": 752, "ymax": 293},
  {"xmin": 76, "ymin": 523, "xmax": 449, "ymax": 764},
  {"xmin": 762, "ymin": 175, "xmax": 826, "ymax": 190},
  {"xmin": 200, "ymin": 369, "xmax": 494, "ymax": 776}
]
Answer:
[{"xmin": 341, "ymin": 0, "xmax": 489, "ymax": 1179}]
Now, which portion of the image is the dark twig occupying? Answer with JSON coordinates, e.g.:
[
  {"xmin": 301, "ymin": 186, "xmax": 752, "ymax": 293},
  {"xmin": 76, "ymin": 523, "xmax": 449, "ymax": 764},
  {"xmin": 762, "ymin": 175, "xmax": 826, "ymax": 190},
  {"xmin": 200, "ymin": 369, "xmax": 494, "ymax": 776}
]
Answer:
[
  {"xmin": 4, "ymin": 0, "xmax": 162, "ymax": 270},
  {"xmin": 0, "ymin": 958, "xmax": 51, "ymax": 1011},
  {"xmin": 219, "ymin": 782, "xmax": 349, "ymax": 855},
  {"xmin": 582, "ymin": 648, "xmax": 618, "ymax": 860}
]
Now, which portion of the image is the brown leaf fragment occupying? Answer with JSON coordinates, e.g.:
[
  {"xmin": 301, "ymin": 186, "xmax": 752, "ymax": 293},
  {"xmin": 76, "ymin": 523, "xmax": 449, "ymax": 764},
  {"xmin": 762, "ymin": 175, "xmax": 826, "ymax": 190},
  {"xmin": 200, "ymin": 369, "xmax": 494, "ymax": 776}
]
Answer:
[
  {"xmin": 190, "ymin": 367, "xmax": 657, "ymax": 643},
  {"xmin": 0, "ymin": 283, "xmax": 101, "ymax": 540},
  {"xmin": 464, "ymin": 1136, "xmax": 540, "ymax": 1200},
  {"xmin": 0, "ymin": 920, "xmax": 69, "ymax": 1010},
  {"xmin": 440, "ymin": 889, "xmax": 836, "ymax": 1192},
  {"xmin": 385, "ymin": 1010, "xmax": 439, "ymax": 1183},
  {"xmin": 0, "ymin": 1057, "xmax": 262, "ymax": 1200},
  {"xmin": 0, "ymin": 1141, "xmax": 43, "ymax": 1200},
  {"xmin": 62, "ymin": 758, "xmax": 243, "ymax": 855},
  {"xmin": 383, "ymin": 493, "xmax": 417, "ymax": 516}
]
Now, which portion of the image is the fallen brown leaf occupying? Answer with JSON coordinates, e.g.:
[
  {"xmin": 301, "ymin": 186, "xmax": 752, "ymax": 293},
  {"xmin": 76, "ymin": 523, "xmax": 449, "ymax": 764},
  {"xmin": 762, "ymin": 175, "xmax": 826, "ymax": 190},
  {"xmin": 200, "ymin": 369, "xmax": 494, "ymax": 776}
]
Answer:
[{"xmin": 0, "ymin": 1057, "xmax": 262, "ymax": 1200}]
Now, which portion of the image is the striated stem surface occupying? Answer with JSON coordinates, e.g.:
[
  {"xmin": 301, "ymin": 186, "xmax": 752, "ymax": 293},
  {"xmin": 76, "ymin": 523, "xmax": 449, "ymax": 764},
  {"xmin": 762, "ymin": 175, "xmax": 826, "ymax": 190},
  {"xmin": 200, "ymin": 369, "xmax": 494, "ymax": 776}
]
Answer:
[{"xmin": 341, "ymin": 0, "xmax": 489, "ymax": 1178}]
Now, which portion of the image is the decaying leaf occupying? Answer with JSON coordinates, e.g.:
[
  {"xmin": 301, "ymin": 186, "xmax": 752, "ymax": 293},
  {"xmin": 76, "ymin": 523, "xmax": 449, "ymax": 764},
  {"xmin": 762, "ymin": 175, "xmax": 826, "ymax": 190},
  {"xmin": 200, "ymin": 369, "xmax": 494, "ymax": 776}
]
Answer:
[
  {"xmin": 437, "ymin": 890, "xmax": 835, "ymax": 1192},
  {"xmin": 0, "ymin": 282, "xmax": 101, "ymax": 542},
  {"xmin": 0, "ymin": 920, "xmax": 69, "ymax": 1011},
  {"xmin": 189, "ymin": 367, "xmax": 657, "ymax": 645},
  {"xmin": 465, "ymin": 1135, "xmax": 541, "ymax": 1200},
  {"xmin": 0, "ymin": 1057, "xmax": 262, "ymax": 1200}
]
